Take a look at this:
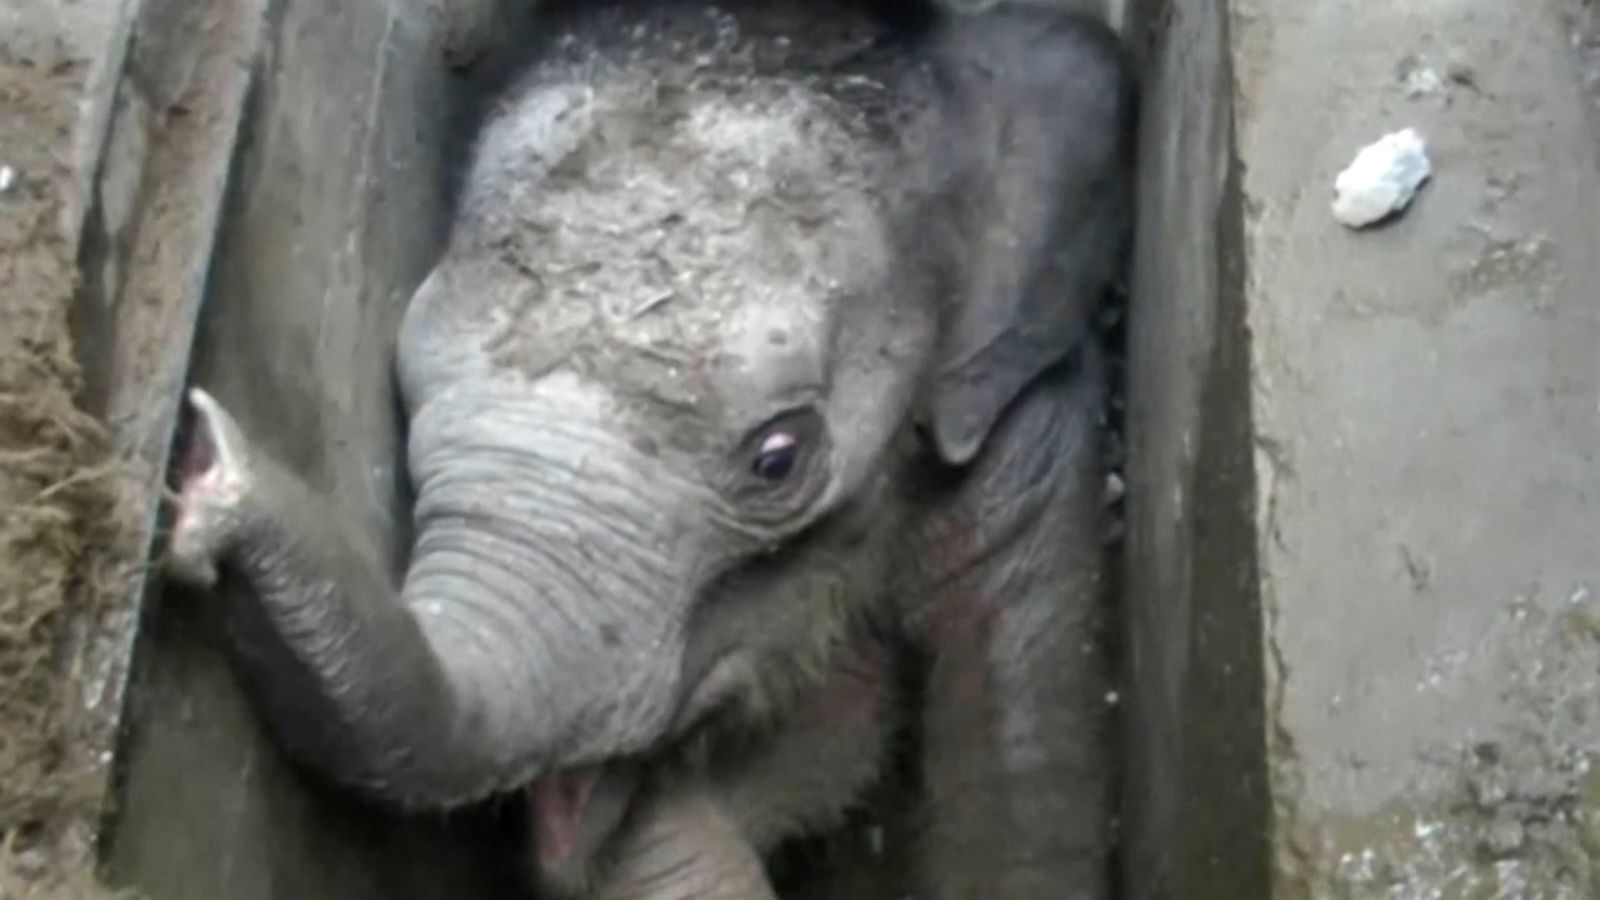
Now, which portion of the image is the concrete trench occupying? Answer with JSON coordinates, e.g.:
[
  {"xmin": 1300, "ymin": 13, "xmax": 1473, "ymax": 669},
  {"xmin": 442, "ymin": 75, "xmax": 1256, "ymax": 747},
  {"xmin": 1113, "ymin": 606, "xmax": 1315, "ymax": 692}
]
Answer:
[{"xmin": 1, "ymin": 0, "xmax": 1595, "ymax": 896}]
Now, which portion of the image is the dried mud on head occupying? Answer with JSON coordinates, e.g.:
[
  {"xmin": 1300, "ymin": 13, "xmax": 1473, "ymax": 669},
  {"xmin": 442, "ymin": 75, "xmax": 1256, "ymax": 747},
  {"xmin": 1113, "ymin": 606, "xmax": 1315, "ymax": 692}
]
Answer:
[{"xmin": 0, "ymin": 34, "xmax": 132, "ymax": 900}]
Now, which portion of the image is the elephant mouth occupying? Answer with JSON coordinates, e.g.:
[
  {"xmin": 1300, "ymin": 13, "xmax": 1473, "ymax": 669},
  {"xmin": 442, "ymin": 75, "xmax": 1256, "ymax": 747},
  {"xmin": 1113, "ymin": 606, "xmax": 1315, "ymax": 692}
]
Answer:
[
  {"xmin": 531, "ymin": 766, "xmax": 601, "ymax": 866},
  {"xmin": 530, "ymin": 759, "xmax": 644, "ymax": 881}
]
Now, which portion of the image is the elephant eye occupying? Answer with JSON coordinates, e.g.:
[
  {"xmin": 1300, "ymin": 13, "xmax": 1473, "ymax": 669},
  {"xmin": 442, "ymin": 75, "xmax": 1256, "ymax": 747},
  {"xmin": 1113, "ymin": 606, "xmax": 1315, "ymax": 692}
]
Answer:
[
  {"xmin": 752, "ymin": 431, "xmax": 800, "ymax": 481},
  {"xmin": 734, "ymin": 409, "xmax": 827, "ymax": 508}
]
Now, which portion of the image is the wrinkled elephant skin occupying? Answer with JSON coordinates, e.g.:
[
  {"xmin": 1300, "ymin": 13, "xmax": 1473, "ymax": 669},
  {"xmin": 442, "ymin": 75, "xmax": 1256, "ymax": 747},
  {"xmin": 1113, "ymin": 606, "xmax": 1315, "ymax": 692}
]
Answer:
[{"xmin": 166, "ymin": 1, "xmax": 1134, "ymax": 897}]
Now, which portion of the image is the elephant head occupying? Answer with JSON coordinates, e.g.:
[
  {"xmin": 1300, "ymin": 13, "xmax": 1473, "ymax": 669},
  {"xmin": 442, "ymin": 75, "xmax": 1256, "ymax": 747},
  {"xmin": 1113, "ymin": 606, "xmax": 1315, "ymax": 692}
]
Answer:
[{"xmin": 166, "ymin": 0, "xmax": 1131, "ymax": 885}]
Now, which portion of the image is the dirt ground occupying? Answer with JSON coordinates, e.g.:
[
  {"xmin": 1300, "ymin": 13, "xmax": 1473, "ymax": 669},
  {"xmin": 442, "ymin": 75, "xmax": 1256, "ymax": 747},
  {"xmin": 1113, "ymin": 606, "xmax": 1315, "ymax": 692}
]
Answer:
[{"xmin": 0, "ymin": 32, "xmax": 135, "ymax": 900}]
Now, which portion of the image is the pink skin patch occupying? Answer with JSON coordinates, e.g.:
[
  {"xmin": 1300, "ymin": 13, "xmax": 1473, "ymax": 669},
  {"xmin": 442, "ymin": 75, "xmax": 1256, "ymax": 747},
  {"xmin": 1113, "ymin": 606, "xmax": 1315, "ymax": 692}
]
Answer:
[
  {"xmin": 532, "ymin": 770, "xmax": 600, "ymax": 866},
  {"xmin": 166, "ymin": 390, "xmax": 252, "ymax": 586},
  {"xmin": 173, "ymin": 404, "xmax": 219, "ymax": 515},
  {"xmin": 177, "ymin": 406, "xmax": 218, "ymax": 485},
  {"xmin": 166, "ymin": 398, "xmax": 231, "ymax": 583}
]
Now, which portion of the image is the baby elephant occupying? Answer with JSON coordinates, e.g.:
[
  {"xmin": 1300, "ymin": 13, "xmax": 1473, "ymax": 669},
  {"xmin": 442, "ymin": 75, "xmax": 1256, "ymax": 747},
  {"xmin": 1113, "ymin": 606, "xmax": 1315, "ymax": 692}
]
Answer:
[{"xmin": 166, "ymin": 0, "xmax": 1134, "ymax": 897}]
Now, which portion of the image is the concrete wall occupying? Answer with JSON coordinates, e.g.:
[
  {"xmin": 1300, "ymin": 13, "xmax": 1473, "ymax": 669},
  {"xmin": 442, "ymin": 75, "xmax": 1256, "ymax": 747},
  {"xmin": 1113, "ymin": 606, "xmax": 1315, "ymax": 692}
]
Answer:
[
  {"xmin": 99, "ymin": 0, "xmax": 524, "ymax": 897},
  {"xmin": 1122, "ymin": 0, "xmax": 1600, "ymax": 897},
  {"xmin": 1118, "ymin": 0, "xmax": 1272, "ymax": 896}
]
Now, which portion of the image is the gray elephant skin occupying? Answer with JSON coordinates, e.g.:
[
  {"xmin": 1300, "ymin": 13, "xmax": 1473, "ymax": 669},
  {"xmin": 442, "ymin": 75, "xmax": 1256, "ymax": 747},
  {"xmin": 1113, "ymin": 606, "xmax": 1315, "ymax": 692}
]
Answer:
[{"xmin": 165, "ymin": 0, "xmax": 1135, "ymax": 897}]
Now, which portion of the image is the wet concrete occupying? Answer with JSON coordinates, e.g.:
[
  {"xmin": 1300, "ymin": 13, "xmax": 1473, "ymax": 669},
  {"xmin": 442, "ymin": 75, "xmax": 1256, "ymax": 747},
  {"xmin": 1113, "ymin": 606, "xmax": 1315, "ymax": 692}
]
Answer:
[{"xmin": 1121, "ymin": 0, "xmax": 1600, "ymax": 896}]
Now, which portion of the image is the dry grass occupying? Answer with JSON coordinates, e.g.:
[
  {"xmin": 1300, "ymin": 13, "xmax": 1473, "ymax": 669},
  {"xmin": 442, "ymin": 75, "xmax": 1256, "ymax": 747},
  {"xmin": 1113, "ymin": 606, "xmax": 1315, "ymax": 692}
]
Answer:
[
  {"xmin": 0, "ymin": 836, "xmax": 146, "ymax": 900},
  {"xmin": 0, "ymin": 384, "xmax": 110, "ymax": 823},
  {"xmin": 0, "ymin": 38, "xmax": 134, "ymax": 900}
]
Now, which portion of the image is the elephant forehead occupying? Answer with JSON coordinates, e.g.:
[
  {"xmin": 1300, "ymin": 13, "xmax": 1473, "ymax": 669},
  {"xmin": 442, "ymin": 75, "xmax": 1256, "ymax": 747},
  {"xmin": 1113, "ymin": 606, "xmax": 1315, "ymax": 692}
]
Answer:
[
  {"xmin": 484, "ymin": 85, "xmax": 889, "ymax": 312},
  {"xmin": 543, "ymin": 298, "xmax": 830, "ymax": 452},
  {"xmin": 467, "ymin": 81, "xmax": 891, "ymax": 434}
]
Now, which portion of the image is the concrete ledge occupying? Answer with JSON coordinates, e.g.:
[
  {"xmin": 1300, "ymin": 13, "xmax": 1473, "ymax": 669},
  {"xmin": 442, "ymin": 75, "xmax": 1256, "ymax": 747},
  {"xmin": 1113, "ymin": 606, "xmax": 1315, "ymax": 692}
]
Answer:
[
  {"xmin": 1122, "ymin": 0, "xmax": 1600, "ymax": 896},
  {"xmin": 1239, "ymin": 0, "xmax": 1600, "ymax": 894}
]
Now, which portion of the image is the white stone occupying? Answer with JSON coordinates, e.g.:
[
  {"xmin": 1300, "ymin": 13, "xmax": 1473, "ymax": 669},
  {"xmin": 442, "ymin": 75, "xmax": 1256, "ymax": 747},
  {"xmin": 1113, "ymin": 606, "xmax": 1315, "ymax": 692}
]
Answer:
[
  {"xmin": 1104, "ymin": 471, "xmax": 1126, "ymax": 505},
  {"xmin": 1402, "ymin": 66, "xmax": 1445, "ymax": 98},
  {"xmin": 1331, "ymin": 128, "xmax": 1432, "ymax": 228}
]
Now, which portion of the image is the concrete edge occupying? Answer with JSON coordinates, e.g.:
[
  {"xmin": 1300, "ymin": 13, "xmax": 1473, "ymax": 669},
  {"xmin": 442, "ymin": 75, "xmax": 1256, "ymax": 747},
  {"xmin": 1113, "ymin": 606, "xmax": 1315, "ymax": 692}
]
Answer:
[
  {"xmin": 63, "ymin": 0, "xmax": 272, "ymax": 862},
  {"xmin": 1117, "ymin": 0, "xmax": 1273, "ymax": 896}
]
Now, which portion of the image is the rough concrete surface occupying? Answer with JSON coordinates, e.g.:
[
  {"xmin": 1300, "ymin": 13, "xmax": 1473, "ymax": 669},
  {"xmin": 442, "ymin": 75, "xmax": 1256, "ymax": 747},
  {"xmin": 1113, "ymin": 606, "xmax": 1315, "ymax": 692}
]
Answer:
[
  {"xmin": 1122, "ymin": 0, "xmax": 1600, "ymax": 897},
  {"xmin": 1231, "ymin": 0, "xmax": 1600, "ymax": 896}
]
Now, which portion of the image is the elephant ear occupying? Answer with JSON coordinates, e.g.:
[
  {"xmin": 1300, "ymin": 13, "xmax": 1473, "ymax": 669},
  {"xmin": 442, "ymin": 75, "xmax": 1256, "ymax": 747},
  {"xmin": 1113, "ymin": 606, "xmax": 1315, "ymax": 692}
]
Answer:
[{"xmin": 919, "ymin": 12, "xmax": 1134, "ymax": 467}]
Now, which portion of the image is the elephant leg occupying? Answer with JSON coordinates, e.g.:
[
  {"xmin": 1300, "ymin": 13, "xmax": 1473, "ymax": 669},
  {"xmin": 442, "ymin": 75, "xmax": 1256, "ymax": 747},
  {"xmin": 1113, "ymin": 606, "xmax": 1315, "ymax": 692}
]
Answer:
[
  {"xmin": 901, "ymin": 350, "xmax": 1113, "ymax": 899},
  {"xmin": 585, "ymin": 634, "xmax": 899, "ymax": 900}
]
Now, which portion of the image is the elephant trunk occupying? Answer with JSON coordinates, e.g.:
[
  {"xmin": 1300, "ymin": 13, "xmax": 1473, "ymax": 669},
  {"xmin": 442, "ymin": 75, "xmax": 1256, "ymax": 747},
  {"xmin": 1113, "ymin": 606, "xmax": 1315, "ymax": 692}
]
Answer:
[
  {"xmin": 203, "ymin": 378, "xmax": 694, "ymax": 812},
  {"xmin": 389, "ymin": 380, "xmax": 695, "ymax": 797}
]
